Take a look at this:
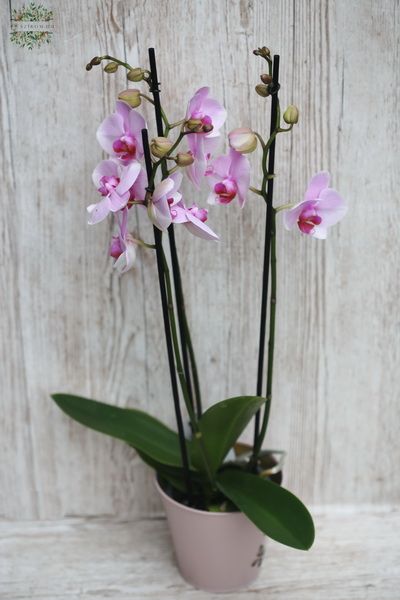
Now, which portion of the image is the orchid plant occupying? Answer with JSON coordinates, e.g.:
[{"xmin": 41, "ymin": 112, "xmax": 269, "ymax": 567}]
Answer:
[{"xmin": 52, "ymin": 46, "xmax": 347, "ymax": 552}]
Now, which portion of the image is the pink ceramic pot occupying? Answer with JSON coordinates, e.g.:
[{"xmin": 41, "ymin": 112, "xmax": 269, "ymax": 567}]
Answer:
[{"xmin": 156, "ymin": 478, "xmax": 265, "ymax": 593}]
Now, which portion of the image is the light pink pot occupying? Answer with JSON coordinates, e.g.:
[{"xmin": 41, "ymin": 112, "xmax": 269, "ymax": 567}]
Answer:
[{"xmin": 156, "ymin": 478, "xmax": 265, "ymax": 593}]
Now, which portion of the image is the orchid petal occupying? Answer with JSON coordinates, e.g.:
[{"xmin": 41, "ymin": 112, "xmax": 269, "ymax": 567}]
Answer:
[
  {"xmin": 170, "ymin": 205, "xmax": 188, "ymax": 224},
  {"xmin": 304, "ymin": 171, "xmax": 330, "ymax": 201},
  {"xmin": 170, "ymin": 171, "xmax": 183, "ymax": 194},
  {"xmin": 109, "ymin": 189, "xmax": 129, "ymax": 212},
  {"xmin": 129, "ymin": 167, "xmax": 148, "ymax": 202},
  {"xmin": 184, "ymin": 211, "xmax": 219, "ymax": 241},
  {"xmin": 127, "ymin": 110, "xmax": 146, "ymax": 156},
  {"xmin": 229, "ymin": 150, "xmax": 250, "ymax": 207},
  {"xmin": 87, "ymin": 199, "xmax": 111, "ymax": 224},
  {"xmin": 168, "ymin": 192, "xmax": 183, "ymax": 207},
  {"xmin": 187, "ymin": 153, "xmax": 206, "ymax": 189},
  {"xmin": 117, "ymin": 161, "xmax": 141, "ymax": 195},
  {"xmin": 187, "ymin": 87, "xmax": 210, "ymax": 117},
  {"xmin": 202, "ymin": 98, "xmax": 227, "ymax": 131},
  {"xmin": 316, "ymin": 188, "xmax": 347, "ymax": 224},
  {"xmin": 208, "ymin": 153, "xmax": 231, "ymax": 178},
  {"xmin": 115, "ymin": 100, "xmax": 132, "ymax": 125},
  {"xmin": 153, "ymin": 178, "xmax": 175, "ymax": 202},
  {"xmin": 282, "ymin": 201, "xmax": 308, "ymax": 230},
  {"xmin": 96, "ymin": 114, "xmax": 124, "ymax": 156},
  {"xmin": 149, "ymin": 196, "xmax": 172, "ymax": 231}
]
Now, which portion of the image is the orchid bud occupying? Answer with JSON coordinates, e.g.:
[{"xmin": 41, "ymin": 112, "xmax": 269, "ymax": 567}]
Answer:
[
  {"xmin": 253, "ymin": 47, "xmax": 271, "ymax": 59},
  {"xmin": 118, "ymin": 89, "xmax": 141, "ymax": 108},
  {"xmin": 202, "ymin": 123, "xmax": 213, "ymax": 133},
  {"xmin": 255, "ymin": 84, "xmax": 269, "ymax": 97},
  {"xmin": 127, "ymin": 67, "xmax": 145, "ymax": 82},
  {"xmin": 283, "ymin": 105, "xmax": 299, "ymax": 125},
  {"xmin": 86, "ymin": 63, "xmax": 93, "ymax": 71},
  {"xmin": 90, "ymin": 56, "xmax": 102, "ymax": 66},
  {"xmin": 228, "ymin": 128, "xmax": 257, "ymax": 154},
  {"xmin": 186, "ymin": 118, "xmax": 203, "ymax": 132},
  {"xmin": 260, "ymin": 73, "xmax": 272, "ymax": 84},
  {"xmin": 176, "ymin": 152, "xmax": 194, "ymax": 167},
  {"xmin": 104, "ymin": 62, "xmax": 118, "ymax": 73},
  {"xmin": 151, "ymin": 137, "xmax": 174, "ymax": 158}
]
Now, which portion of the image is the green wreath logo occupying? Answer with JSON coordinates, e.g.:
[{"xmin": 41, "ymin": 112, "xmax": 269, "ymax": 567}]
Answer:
[{"xmin": 10, "ymin": 2, "xmax": 54, "ymax": 50}]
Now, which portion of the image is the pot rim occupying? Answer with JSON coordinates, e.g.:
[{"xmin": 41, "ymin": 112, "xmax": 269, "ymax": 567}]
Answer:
[{"xmin": 155, "ymin": 475, "xmax": 246, "ymax": 518}]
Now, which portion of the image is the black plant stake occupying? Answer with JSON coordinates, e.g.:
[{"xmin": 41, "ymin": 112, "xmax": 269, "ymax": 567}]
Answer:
[
  {"xmin": 253, "ymin": 55, "xmax": 280, "ymax": 454},
  {"xmin": 148, "ymin": 48, "xmax": 202, "ymax": 418},
  {"xmin": 141, "ymin": 127, "xmax": 193, "ymax": 502}
]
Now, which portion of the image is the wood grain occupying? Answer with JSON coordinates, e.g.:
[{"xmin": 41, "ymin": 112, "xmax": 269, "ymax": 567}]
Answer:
[
  {"xmin": 0, "ymin": 0, "xmax": 399, "ymax": 519},
  {"xmin": 1, "ymin": 508, "xmax": 399, "ymax": 599}
]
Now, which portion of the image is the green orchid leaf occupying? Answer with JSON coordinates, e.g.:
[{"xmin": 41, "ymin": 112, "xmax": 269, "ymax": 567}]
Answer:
[
  {"xmin": 135, "ymin": 449, "xmax": 207, "ymax": 493},
  {"xmin": 52, "ymin": 393, "xmax": 187, "ymax": 469},
  {"xmin": 191, "ymin": 396, "xmax": 265, "ymax": 475},
  {"xmin": 136, "ymin": 449, "xmax": 191, "ymax": 493},
  {"xmin": 217, "ymin": 468, "xmax": 315, "ymax": 550}
]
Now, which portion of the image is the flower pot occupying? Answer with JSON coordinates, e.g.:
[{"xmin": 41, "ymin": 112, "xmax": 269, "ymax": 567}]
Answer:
[{"xmin": 155, "ymin": 477, "xmax": 266, "ymax": 593}]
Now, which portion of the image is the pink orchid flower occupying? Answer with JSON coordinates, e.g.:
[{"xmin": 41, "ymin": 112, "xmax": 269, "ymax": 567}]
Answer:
[
  {"xmin": 163, "ymin": 173, "xmax": 218, "ymax": 240},
  {"xmin": 169, "ymin": 199, "xmax": 219, "ymax": 241},
  {"xmin": 97, "ymin": 101, "xmax": 146, "ymax": 163},
  {"xmin": 283, "ymin": 171, "xmax": 347, "ymax": 239},
  {"xmin": 206, "ymin": 148, "xmax": 250, "ymax": 208},
  {"xmin": 147, "ymin": 172, "xmax": 182, "ymax": 232},
  {"xmin": 109, "ymin": 208, "xmax": 137, "ymax": 273},
  {"xmin": 87, "ymin": 159, "xmax": 141, "ymax": 224},
  {"xmin": 147, "ymin": 172, "xmax": 218, "ymax": 240},
  {"xmin": 185, "ymin": 87, "xmax": 226, "ymax": 188}
]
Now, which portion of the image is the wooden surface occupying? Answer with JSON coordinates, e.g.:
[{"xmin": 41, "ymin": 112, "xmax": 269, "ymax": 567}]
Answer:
[
  {"xmin": 1, "ymin": 508, "xmax": 399, "ymax": 599},
  {"xmin": 1, "ymin": 0, "xmax": 399, "ymax": 520}
]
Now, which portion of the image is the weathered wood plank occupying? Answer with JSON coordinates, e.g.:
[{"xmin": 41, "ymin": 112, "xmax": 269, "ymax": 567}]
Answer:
[
  {"xmin": 0, "ymin": 0, "xmax": 399, "ymax": 519},
  {"xmin": 1, "ymin": 508, "xmax": 399, "ymax": 599}
]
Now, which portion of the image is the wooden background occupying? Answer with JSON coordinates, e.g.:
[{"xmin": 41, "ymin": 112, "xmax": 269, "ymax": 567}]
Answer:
[{"xmin": 1, "ymin": 0, "xmax": 399, "ymax": 521}]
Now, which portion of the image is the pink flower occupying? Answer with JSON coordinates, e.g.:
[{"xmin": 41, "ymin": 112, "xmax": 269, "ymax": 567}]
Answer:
[
  {"xmin": 185, "ymin": 87, "xmax": 226, "ymax": 188},
  {"xmin": 87, "ymin": 159, "xmax": 141, "ymax": 224},
  {"xmin": 170, "ymin": 200, "xmax": 219, "ymax": 241},
  {"xmin": 147, "ymin": 173, "xmax": 183, "ymax": 232},
  {"xmin": 109, "ymin": 208, "xmax": 137, "ymax": 273},
  {"xmin": 206, "ymin": 148, "xmax": 250, "ymax": 208},
  {"xmin": 97, "ymin": 101, "xmax": 146, "ymax": 163},
  {"xmin": 283, "ymin": 171, "xmax": 347, "ymax": 239},
  {"xmin": 147, "ymin": 172, "xmax": 218, "ymax": 240},
  {"xmin": 183, "ymin": 205, "xmax": 219, "ymax": 241}
]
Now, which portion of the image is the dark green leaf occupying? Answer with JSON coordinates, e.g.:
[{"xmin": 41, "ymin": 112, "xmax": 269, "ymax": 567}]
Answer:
[
  {"xmin": 217, "ymin": 468, "xmax": 315, "ymax": 550},
  {"xmin": 52, "ymin": 393, "xmax": 186, "ymax": 468},
  {"xmin": 136, "ymin": 449, "xmax": 190, "ymax": 492},
  {"xmin": 191, "ymin": 396, "xmax": 265, "ymax": 475}
]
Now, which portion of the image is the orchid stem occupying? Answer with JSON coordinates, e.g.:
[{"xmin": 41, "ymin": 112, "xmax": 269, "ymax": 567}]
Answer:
[
  {"xmin": 252, "ymin": 54, "xmax": 280, "ymax": 466},
  {"xmin": 147, "ymin": 49, "xmax": 209, "ymax": 480},
  {"xmin": 161, "ymin": 248, "xmax": 215, "ymax": 486},
  {"xmin": 101, "ymin": 55, "xmax": 133, "ymax": 71},
  {"xmin": 148, "ymin": 48, "xmax": 199, "ymax": 421},
  {"xmin": 250, "ymin": 186, "xmax": 263, "ymax": 196},
  {"xmin": 141, "ymin": 127, "xmax": 193, "ymax": 503},
  {"xmin": 254, "ymin": 132, "xmax": 266, "ymax": 150},
  {"xmin": 275, "ymin": 202, "xmax": 296, "ymax": 212},
  {"xmin": 161, "ymin": 250, "xmax": 197, "ymax": 426},
  {"xmin": 252, "ymin": 208, "xmax": 277, "ymax": 458}
]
